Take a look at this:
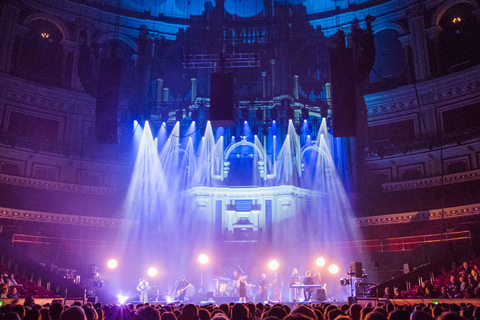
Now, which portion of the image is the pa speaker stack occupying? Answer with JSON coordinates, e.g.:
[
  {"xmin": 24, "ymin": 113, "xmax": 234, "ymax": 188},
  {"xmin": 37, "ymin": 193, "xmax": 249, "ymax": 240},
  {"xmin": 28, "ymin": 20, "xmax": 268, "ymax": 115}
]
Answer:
[{"xmin": 210, "ymin": 73, "xmax": 234, "ymax": 127}]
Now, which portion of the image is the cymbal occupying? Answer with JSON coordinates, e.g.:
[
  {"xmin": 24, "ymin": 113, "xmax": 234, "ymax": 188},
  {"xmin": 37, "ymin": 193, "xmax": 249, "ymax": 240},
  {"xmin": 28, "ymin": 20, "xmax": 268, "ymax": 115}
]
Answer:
[{"xmin": 219, "ymin": 277, "xmax": 231, "ymax": 281}]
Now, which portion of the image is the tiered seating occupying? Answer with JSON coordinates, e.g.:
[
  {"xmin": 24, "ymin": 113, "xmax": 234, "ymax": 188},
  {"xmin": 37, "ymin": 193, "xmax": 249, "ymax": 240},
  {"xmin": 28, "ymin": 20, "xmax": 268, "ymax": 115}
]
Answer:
[
  {"xmin": 402, "ymin": 255, "xmax": 480, "ymax": 298},
  {"xmin": 1, "ymin": 267, "xmax": 62, "ymax": 299}
]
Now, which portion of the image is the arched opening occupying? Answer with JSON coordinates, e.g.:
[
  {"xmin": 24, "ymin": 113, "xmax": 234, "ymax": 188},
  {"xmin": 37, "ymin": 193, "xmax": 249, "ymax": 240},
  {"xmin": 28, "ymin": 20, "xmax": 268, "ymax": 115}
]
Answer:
[
  {"xmin": 438, "ymin": 3, "xmax": 480, "ymax": 74},
  {"xmin": 369, "ymin": 29, "xmax": 407, "ymax": 92},
  {"xmin": 13, "ymin": 19, "xmax": 66, "ymax": 86}
]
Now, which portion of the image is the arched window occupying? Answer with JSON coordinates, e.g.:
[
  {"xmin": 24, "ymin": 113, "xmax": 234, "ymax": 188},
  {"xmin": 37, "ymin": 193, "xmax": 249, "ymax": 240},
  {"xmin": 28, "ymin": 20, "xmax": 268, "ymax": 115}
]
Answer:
[
  {"xmin": 438, "ymin": 3, "xmax": 480, "ymax": 74},
  {"xmin": 14, "ymin": 19, "xmax": 65, "ymax": 86},
  {"xmin": 369, "ymin": 29, "xmax": 407, "ymax": 91}
]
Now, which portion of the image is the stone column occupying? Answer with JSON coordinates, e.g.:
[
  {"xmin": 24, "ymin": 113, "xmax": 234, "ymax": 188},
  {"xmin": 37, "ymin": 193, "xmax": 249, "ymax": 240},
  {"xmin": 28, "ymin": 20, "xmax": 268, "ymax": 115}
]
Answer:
[
  {"xmin": 0, "ymin": 3, "xmax": 20, "ymax": 73},
  {"xmin": 163, "ymin": 87, "xmax": 169, "ymax": 102},
  {"xmin": 270, "ymin": 59, "xmax": 275, "ymax": 97},
  {"xmin": 156, "ymin": 79, "xmax": 163, "ymax": 112},
  {"xmin": 261, "ymin": 71, "xmax": 267, "ymax": 99},
  {"xmin": 407, "ymin": 4, "xmax": 430, "ymax": 81},
  {"xmin": 191, "ymin": 78, "xmax": 197, "ymax": 102},
  {"xmin": 293, "ymin": 75, "xmax": 299, "ymax": 100},
  {"xmin": 325, "ymin": 82, "xmax": 332, "ymax": 108},
  {"xmin": 398, "ymin": 34, "xmax": 414, "ymax": 84}
]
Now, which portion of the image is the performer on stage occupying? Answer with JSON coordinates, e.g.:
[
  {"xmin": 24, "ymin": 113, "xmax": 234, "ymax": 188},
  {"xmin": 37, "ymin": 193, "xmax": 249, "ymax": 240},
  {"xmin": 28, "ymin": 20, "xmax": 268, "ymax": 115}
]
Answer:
[
  {"xmin": 136, "ymin": 276, "xmax": 151, "ymax": 303},
  {"xmin": 230, "ymin": 270, "xmax": 240, "ymax": 296},
  {"xmin": 270, "ymin": 272, "xmax": 282, "ymax": 301},
  {"xmin": 176, "ymin": 275, "xmax": 189, "ymax": 302},
  {"xmin": 303, "ymin": 270, "xmax": 314, "ymax": 301},
  {"xmin": 290, "ymin": 268, "xmax": 301, "ymax": 301},
  {"xmin": 259, "ymin": 273, "xmax": 270, "ymax": 302},
  {"xmin": 238, "ymin": 275, "xmax": 249, "ymax": 302}
]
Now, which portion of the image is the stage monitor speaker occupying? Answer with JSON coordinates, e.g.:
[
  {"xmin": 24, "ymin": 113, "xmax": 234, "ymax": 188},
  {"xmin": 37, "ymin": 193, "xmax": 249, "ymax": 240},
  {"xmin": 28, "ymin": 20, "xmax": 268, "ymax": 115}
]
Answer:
[
  {"xmin": 87, "ymin": 296, "xmax": 98, "ymax": 304},
  {"xmin": 347, "ymin": 296, "xmax": 355, "ymax": 305},
  {"xmin": 350, "ymin": 262, "xmax": 362, "ymax": 277},
  {"xmin": 316, "ymin": 289, "xmax": 326, "ymax": 301},
  {"xmin": 329, "ymin": 47, "xmax": 356, "ymax": 137},
  {"xmin": 210, "ymin": 73, "xmax": 234, "ymax": 127},
  {"xmin": 403, "ymin": 263, "xmax": 413, "ymax": 274},
  {"xmin": 96, "ymin": 53, "xmax": 122, "ymax": 144}
]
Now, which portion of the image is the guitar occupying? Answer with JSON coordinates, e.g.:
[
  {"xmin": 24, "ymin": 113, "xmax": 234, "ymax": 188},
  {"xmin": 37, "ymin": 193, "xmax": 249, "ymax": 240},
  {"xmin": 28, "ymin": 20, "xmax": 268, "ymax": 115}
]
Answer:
[
  {"xmin": 138, "ymin": 285, "xmax": 156, "ymax": 294},
  {"xmin": 259, "ymin": 283, "xmax": 271, "ymax": 293},
  {"xmin": 177, "ymin": 284, "xmax": 192, "ymax": 296}
]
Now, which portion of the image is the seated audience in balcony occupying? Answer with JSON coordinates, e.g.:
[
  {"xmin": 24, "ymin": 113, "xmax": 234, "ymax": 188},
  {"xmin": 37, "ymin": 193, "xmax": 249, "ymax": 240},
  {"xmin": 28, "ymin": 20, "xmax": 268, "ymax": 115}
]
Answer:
[
  {"xmin": 474, "ymin": 287, "xmax": 480, "ymax": 298},
  {"xmin": 383, "ymin": 287, "xmax": 393, "ymax": 299},
  {"xmin": 393, "ymin": 287, "xmax": 401, "ymax": 299},
  {"xmin": 6, "ymin": 274, "xmax": 18, "ymax": 287},
  {"xmin": 447, "ymin": 276, "xmax": 459, "ymax": 291},
  {"xmin": 0, "ymin": 284, "xmax": 8, "ymax": 298},
  {"xmin": 437, "ymin": 286, "xmax": 450, "ymax": 299},
  {"xmin": 414, "ymin": 287, "xmax": 423, "ymax": 298},
  {"xmin": 467, "ymin": 276, "xmax": 477, "ymax": 289},
  {"xmin": 451, "ymin": 286, "xmax": 463, "ymax": 298},
  {"xmin": 8, "ymin": 286, "xmax": 19, "ymax": 299},
  {"xmin": 460, "ymin": 276, "xmax": 467, "ymax": 291},
  {"xmin": 461, "ymin": 261, "xmax": 472, "ymax": 276},
  {"xmin": 423, "ymin": 286, "xmax": 436, "ymax": 299}
]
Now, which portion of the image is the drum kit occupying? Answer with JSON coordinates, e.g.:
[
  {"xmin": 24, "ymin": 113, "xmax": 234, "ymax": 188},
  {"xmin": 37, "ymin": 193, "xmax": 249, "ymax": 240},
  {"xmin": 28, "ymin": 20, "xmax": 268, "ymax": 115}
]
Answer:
[{"xmin": 214, "ymin": 275, "xmax": 251, "ymax": 297}]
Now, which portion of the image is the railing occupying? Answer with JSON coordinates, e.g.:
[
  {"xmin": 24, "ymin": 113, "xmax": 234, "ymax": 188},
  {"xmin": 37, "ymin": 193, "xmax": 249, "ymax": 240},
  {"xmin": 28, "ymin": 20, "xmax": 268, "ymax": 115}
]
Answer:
[{"xmin": 341, "ymin": 230, "xmax": 471, "ymax": 253}]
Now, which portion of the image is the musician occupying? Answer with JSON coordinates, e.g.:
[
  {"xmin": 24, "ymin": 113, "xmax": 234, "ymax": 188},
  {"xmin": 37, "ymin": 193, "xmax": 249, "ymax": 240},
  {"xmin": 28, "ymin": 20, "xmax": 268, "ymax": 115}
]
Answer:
[
  {"xmin": 312, "ymin": 270, "xmax": 322, "ymax": 301},
  {"xmin": 270, "ymin": 272, "xmax": 282, "ymax": 301},
  {"xmin": 313, "ymin": 270, "xmax": 322, "ymax": 284},
  {"xmin": 233, "ymin": 270, "xmax": 240, "ymax": 281},
  {"xmin": 176, "ymin": 275, "xmax": 189, "ymax": 302},
  {"xmin": 290, "ymin": 268, "xmax": 301, "ymax": 301},
  {"xmin": 238, "ymin": 275, "xmax": 249, "ymax": 302},
  {"xmin": 136, "ymin": 276, "xmax": 150, "ymax": 303},
  {"xmin": 259, "ymin": 273, "xmax": 270, "ymax": 302},
  {"xmin": 303, "ymin": 270, "xmax": 314, "ymax": 301},
  {"xmin": 230, "ymin": 270, "xmax": 240, "ymax": 296}
]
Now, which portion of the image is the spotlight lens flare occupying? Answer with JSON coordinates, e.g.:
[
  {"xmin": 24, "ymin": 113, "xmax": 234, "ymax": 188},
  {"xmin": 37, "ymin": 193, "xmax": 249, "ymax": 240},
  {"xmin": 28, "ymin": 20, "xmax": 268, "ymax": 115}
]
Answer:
[
  {"xmin": 107, "ymin": 259, "xmax": 118, "ymax": 270},
  {"xmin": 316, "ymin": 257, "xmax": 326, "ymax": 267},
  {"xmin": 328, "ymin": 264, "xmax": 339, "ymax": 274},
  {"xmin": 117, "ymin": 294, "xmax": 128, "ymax": 304},
  {"xmin": 268, "ymin": 260, "xmax": 279, "ymax": 271},
  {"xmin": 148, "ymin": 267, "xmax": 158, "ymax": 277},
  {"xmin": 198, "ymin": 253, "xmax": 209, "ymax": 265}
]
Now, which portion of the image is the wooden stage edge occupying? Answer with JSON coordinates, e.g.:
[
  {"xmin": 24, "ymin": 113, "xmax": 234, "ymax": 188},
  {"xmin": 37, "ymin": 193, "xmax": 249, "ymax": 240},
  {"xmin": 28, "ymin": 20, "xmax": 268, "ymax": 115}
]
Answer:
[{"xmin": 357, "ymin": 298, "xmax": 480, "ymax": 307}]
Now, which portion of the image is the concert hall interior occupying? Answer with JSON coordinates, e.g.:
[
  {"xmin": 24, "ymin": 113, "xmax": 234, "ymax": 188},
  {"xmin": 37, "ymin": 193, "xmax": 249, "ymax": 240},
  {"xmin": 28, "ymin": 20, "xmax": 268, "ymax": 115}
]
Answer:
[{"xmin": 1, "ymin": 0, "xmax": 480, "ymax": 307}]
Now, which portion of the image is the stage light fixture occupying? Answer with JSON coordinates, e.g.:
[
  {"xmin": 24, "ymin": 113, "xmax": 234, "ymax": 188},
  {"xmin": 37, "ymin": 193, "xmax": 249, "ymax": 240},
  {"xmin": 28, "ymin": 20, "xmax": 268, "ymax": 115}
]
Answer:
[
  {"xmin": 316, "ymin": 257, "xmax": 326, "ymax": 267},
  {"xmin": 198, "ymin": 254, "xmax": 209, "ymax": 265},
  {"xmin": 270, "ymin": 108, "xmax": 278, "ymax": 120},
  {"xmin": 286, "ymin": 108, "xmax": 295, "ymax": 120},
  {"xmin": 148, "ymin": 267, "xmax": 158, "ymax": 277},
  {"xmin": 301, "ymin": 108, "xmax": 309, "ymax": 120},
  {"xmin": 328, "ymin": 264, "xmax": 339, "ymax": 274},
  {"xmin": 176, "ymin": 109, "xmax": 183, "ymax": 121},
  {"xmin": 268, "ymin": 260, "xmax": 279, "ymax": 271},
  {"xmin": 107, "ymin": 259, "xmax": 118, "ymax": 270},
  {"xmin": 191, "ymin": 109, "xmax": 199, "ymax": 121},
  {"xmin": 340, "ymin": 278, "xmax": 350, "ymax": 286},
  {"xmin": 256, "ymin": 109, "xmax": 263, "ymax": 122}
]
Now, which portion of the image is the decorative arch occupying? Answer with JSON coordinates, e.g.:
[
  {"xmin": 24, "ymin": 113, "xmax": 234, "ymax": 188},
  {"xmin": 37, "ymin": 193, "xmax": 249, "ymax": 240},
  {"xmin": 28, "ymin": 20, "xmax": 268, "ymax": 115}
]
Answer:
[
  {"xmin": 299, "ymin": 144, "xmax": 331, "ymax": 177},
  {"xmin": 224, "ymin": 140, "xmax": 266, "ymax": 161},
  {"xmin": 95, "ymin": 32, "xmax": 138, "ymax": 53},
  {"xmin": 22, "ymin": 12, "xmax": 71, "ymax": 42},
  {"xmin": 300, "ymin": 144, "xmax": 329, "ymax": 160},
  {"xmin": 224, "ymin": 140, "xmax": 268, "ymax": 180},
  {"xmin": 371, "ymin": 21, "xmax": 407, "ymax": 36},
  {"xmin": 431, "ymin": 0, "xmax": 479, "ymax": 28}
]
